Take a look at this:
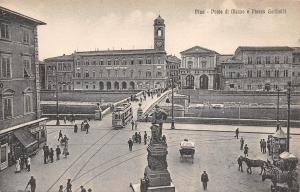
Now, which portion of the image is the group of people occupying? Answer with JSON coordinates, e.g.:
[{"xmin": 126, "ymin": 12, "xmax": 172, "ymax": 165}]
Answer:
[
  {"xmin": 259, "ymin": 139, "xmax": 267, "ymax": 154},
  {"xmin": 58, "ymin": 179, "xmax": 93, "ymax": 192},
  {"xmin": 79, "ymin": 119, "xmax": 91, "ymax": 134},
  {"xmin": 63, "ymin": 114, "xmax": 76, "ymax": 124},
  {"xmin": 239, "ymin": 137, "xmax": 249, "ymax": 157},
  {"xmin": 15, "ymin": 154, "xmax": 31, "ymax": 173}
]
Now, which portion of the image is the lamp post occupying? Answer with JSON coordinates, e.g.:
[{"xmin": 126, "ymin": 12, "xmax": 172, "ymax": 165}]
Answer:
[
  {"xmin": 55, "ymin": 68, "xmax": 60, "ymax": 126},
  {"xmin": 171, "ymin": 75, "xmax": 175, "ymax": 129},
  {"xmin": 286, "ymin": 81, "xmax": 291, "ymax": 152},
  {"xmin": 276, "ymin": 88, "xmax": 280, "ymax": 131}
]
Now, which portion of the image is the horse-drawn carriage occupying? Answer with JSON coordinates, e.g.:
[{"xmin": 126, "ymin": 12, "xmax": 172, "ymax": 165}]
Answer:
[{"xmin": 179, "ymin": 139, "xmax": 195, "ymax": 163}]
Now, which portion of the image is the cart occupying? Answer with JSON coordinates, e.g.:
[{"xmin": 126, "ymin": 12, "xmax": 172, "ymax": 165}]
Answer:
[{"xmin": 179, "ymin": 139, "xmax": 195, "ymax": 163}]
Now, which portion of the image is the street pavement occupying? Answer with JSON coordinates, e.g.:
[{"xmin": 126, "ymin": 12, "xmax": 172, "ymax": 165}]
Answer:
[{"xmin": 1, "ymin": 94, "xmax": 300, "ymax": 192}]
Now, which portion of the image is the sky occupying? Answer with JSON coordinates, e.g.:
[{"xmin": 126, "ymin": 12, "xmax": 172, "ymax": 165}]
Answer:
[{"xmin": 1, "ymin": 0, "xmax": 300, "ymax": 60}]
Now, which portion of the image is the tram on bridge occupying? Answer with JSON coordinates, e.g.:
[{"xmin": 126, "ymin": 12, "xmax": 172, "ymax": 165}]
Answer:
[{"xmin": 112, "ymin": 103, "xmax": 133, "ymax": 129}]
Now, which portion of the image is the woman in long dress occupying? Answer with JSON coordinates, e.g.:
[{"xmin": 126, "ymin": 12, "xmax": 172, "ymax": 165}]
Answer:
[{"xmin": 15, "ymin": 158, "xmax": 21, "ymax": 173}]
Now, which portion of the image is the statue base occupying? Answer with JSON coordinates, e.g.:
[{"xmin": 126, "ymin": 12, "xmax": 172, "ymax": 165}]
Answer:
[
  {"xmin": 144, "ymin": 166, "xmax": 171, "ymax": 187},
  {"xmin": 130, "ymin": 183, "xmax": 176, "ymax": 192}
]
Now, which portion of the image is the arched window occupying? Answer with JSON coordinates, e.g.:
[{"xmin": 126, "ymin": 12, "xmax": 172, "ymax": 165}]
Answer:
[
  {"xmin": 2, "ymin": 89, "xmax": 14, "ymax": 119},
  {"xmin": 48, "ymin": 84, "xmax": 51, "ymax": 90},
  {"xmin": 114, "ymin": 82, "xmax": 119, "ymax": 90},
  {"xmin": 99, "ymin": 81, "xmax": 104, "ymax": 90},
  {"xmin": 122, "ymin": 82, "xmax": 127, "ymax": 89},
  {"xmin": 107, "ymin": 82, "xmax": 111, "ymax": 90}
]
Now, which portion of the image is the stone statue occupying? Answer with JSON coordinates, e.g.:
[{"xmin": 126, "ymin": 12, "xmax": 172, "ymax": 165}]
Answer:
[{"xmin": 150, "ymin": 105, "xmax": 168, "ymax": 140}]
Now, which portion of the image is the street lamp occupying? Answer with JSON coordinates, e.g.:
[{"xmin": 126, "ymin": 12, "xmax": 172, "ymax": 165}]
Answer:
[
  {"xmin": 286, "ymin": 81, "xmax": 292, "ymax": 152},
  {"xmin": 171, "ymin": 75, "xmax": 175, "ymax": 129},
  {"xmin": 55, "ymin": 68, "xmax": 60, "ymax": 126},
  {"xmin": 276, "ymin": 88, "xmax": 280, "ymax": 131}
]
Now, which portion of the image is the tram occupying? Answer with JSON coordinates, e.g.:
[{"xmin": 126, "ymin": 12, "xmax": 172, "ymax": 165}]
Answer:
[{"xmin": 112, "ymin": 103, "xmax": 133, "ymax": 129}]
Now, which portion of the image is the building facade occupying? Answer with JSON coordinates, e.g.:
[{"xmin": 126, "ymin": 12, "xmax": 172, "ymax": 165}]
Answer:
[
  {"xmin": 166, "ymin": 55, "xmax": 180, "ymax": 86},
  {"xmin": 0, "ymin": 7, "xmax": 47, "ymax": 170},
  {"xmin": 179, "ymin": 46, "xmax": 221, "ymax": 90},
  {"xmin": 44, "ymin": 54, "xmax": 74, "ymax": 91},
  {"xmin": 222, "ymin": 47, "xmax": 293, "ymax": 91},
  {"xmin": 44, "ymin": 16, "xmax": 168, "ymax": 91},
  {"xmin": 292, "ymin": 47, "xmax": 300, "ymax": 91}
]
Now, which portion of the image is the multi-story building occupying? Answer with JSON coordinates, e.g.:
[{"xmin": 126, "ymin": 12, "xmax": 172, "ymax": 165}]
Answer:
[
  {"xmin": 292, "ymin": 47, "xmax": 300, "ymax": 91},
  {"xmin": 166, "ymin": 55, "xmax": 180, "ymax": 86},
  {"xmin": 179, "ymin": 46, "xmax": 221, "ymax": 90},
  {"xmin": 0, "ymin": 6, "xmax": 47, "ymax": 170},
  {"xmin": 44, "ymin": 54, "xmax": 74, "ymax": 91},
  {"xmin": 225, "ymin": 46, "xmax": 294, "ymax": 91},
  {"xmin": 44, "ymin": 16, "xmax": 168, "ymax": 91}
]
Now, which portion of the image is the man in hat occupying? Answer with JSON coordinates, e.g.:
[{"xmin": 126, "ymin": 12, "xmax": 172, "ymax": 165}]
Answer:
[{"xmin": 201, "ymin": 171, "xmax": 209, "ymax": 190}]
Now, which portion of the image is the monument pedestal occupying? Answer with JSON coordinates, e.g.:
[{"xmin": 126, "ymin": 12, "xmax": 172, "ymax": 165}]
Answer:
[
  {"xmin": 144, "ymin": 166, "xmax": 171, "ymax": 187},
  {"xmin": 131, "ymin": 183, "xmax": 176, "ymax": 192}
]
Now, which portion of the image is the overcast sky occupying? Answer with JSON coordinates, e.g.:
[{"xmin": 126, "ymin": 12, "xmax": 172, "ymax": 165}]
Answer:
[{"xmin": 1, "ymin": 0, "xmax": 300, "ymax": 60}]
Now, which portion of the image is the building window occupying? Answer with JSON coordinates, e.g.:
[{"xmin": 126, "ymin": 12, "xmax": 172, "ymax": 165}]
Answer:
[
  {"xmin": 158, "ymin": 57, "xmax": 161, "ymax": 64},
  {"xmin": 146, "ymin": 71, "xmax": 151, "ymax": 78},
  {"xmin": 85, "ymin": 70, "xmax": 89, "ymax": 78},
  {"xmin": 100, "ymin": 60, "xmax": 104, "ymax": 65},
  {"xmin": 229, "ymin": 84, "xmax": 234, "ymax": 88},
  {"xmin": 257, "ymin": 70, "xmax": 261, "ymax": 78},
  {"xmin": 76, "ymin": 72, "xmax": 81, "ymax": 78},
  {"xmin": 258, "ymin": 84, "xmax": 262, "ymax": 89},
  {"xmin": 131, "ymin": 59, "xmax": 134, "ymax": 65},
  {"xmin": 139, "ymin": 59, "xmax": 143, "ymax": 64},
  {"xmin": 3, "ymin": 97, "xmax": 13, "ymax": 119},
  {"xmin": 247, "ymin": 85, "xmax": 252, "ymax": 90},
  {"xmin": 266, "ymin": 70, "xmax": 271, "ymax": 77},
  {"xmin": 284, "ymin": 70, "xmax": 288, "ymax": 77},
  {"xmin": 256, "ymin": 56, "xmax": 261, "ymax": 64},
  {"xmin": 275, "ymin": 56, "xmax": 280, "ymax": 64},
  {"xmin": 85, "ymin": 84, "xmax": 89, "ymax": 89},
  {"xmin": 247, "ymin": 70, "xmax": 252, "ymax": 78},
  {"xmin": 266, "ymin": 56, "xmax": 270, "ymax": 64},
  {"xmin": 114, "ymin": 70, "xmax": 118, "ymax": 77},
  {"xmin": 157, "ymin": 29, "xmax": 162, "ymax": 37},
  {"xmin": 130, "ymin": 70, "xmax": 133, "ymax": 78},
  {"xmin": 107, "ymin": 60, "xmax": 111, "ymax": 65},
  {"xmin": 93, "ymin": 84, "xmax": 96, "ymax": 89},
  {"xmin": 22, "ymin": 29, "xmax": 30, "ymax": 44},
  {"xmin": 92, "ymin": 70, "xmax": 96, "ymax": 78},
  {"xmin": 99, "ymin": 70, "xmax": 103, "ymax": 78},
  {"xmin": 284, "ymin": 56, "xmax": 289, "ymax": 64},
  {"xmin": 201, "ymin": 61, "xmax": 206, "ymax": 68},
  {"xmin": 48, "ymin": 84, "xmax": 51, "ymax": 90},
  {"xmin": 24, "ymin": 93, "xmax": 32, "ymax": 114},
  {"xmin": 92, "ymin": 60, "xmax": 96, "ymax": 65},
  {"xmin": 157, "ymin": 71, "xmax": 162, "ymax": 77},
  {"xmin": 76, "ymin": 81, "xmax": 81, "ymax": 85},
  {"xmin": 114, "ymin": 60, "xmax": 119, "ymax": 65},
  {"xmin": 0, "ymin": 55, "xmax": 11, "ymax": 78},
  {"xmin": 247, "ymin": 57, "xmax": 252, "ymax": 64},
  {"xmin": 23, "ymin": 58, "xmax": 32, "ymax": 78},
  {"xmin": 0, "ymin": 23, "xmax": 9, "ymax": 39},
  {"xmin": 107, "ymin": 69, "xmax": 111, "ymax": 77},
  {"xmin": 275, "ymin": 70, "xmax": 280, "ymax": 78},
  {"xmin": 138, "ymin": 70, "xmax": 142, "ymax": 77},
  {"xmin": 123, "ymin": 69, "xmax": 126, "ymax": 77},
  {"xmin": 146, "ymin": 59, "xmax": 151, "ymax": 64}
]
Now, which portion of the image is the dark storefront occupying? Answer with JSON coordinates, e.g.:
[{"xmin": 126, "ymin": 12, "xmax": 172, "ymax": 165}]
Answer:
[{"xmin": 0, "ymin": 118, "xmax": 48, "ymax": 170}]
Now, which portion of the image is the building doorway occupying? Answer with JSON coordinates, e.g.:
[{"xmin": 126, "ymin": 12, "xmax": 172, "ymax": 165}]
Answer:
[
  {"xmin": 122, "ymin": 82, "xmax": 127, "ymax": 89},
  {"xmin": 129, "ymin": 81, "xmax": 135, "ymax": 90},
  {"xmin": 114, "ymin": 82, "xmax": 119, "ymax": 90},
  {"xmin": 185, "ymin": 75, "xmax": 194, "ymax": 89},
  {"xmin": 99, "ymin": 82, "xmax": 104, "ymax": 90},
  {"xmin": 0, "ymin": 144, "xmax": 8, "ymax": 170},
  {"xmin": 200, "ymin": 74, "xmax": 209, "ymax": 89},
  {"xmin": 265, "ymin": 83, "xmax": 271, "ymax": 92}
]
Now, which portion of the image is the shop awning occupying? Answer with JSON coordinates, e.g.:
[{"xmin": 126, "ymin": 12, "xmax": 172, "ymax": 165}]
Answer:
[{"xmin": 14, "ymin": 129, "xmax": 38, "ymax": 148}]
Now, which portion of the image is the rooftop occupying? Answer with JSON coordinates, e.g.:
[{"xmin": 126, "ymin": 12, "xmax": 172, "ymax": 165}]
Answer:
[
  {"xmin": 44, "ymin": 54, "xmax": 74, "ymax": 62},
  {"xmin": 0, "ymin": 6, "xmax": 46, "ymax": 25},
  {"xmin": 75, "ymin": 48, "xmax": 165, "ymax": 56},
  {"xmin": 235, "ymin": 46, "xmax": 293, "ymax": 54},
  {"xmin": 180, "ymin": 46, "xmax": 219, "ymax": 55}
]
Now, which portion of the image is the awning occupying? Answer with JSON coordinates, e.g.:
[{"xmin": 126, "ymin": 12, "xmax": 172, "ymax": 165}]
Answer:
[
  {"xmin": 273, "ymin": 128, "xmax": 287, "ymax": 139},
  {"xmin": 14, "ymin": 129, "xmax": 38, "ymax": 148}
]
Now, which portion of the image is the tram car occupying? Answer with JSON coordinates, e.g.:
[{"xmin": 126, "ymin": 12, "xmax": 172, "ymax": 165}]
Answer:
[
  {"xmin": 179, "ymin": 139, "xmax": 195, "ymax": 163},
  {"xmin": 112, "ymin": 103, "xmax": 133, "ymax": 129}
]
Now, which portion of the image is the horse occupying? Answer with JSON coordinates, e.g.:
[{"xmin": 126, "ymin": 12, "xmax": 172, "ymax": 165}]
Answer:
[
  {"xmin": 262, "ymin": 167, "xmax": 298, "ymax": 190},
  {"xmin": 240, "ymin": 157, "xmax": 267, "ymax": 175}
]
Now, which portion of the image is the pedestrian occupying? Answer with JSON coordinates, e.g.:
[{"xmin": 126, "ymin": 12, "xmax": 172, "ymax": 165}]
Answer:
[
  {"xmin": 27, "ymin": 156, "xmax": 31, "ymax": 172},
  {"xmin": 267, "ymin": 139, "xmax": 271, "ymax": 155},
  {"xmin": 49, "ymin": 148, "xmax": 54, "ymax": 163},
  {"xmin": 85, "ymin": 122, "xmax": 90, "ymax": 134},
  {"xmin": 81, "ymin": 121, "xmax": 84, "ymax": 131},
  {"xmin": 244, "ymin": 144, "xmax": 249, "ymax": 157},
  {"xmin": 134, "ymin": 132, "xmax": 138, "ymax": 143},
  {"xmin": 237, "ymin": 156, "xmax": 243, "ymax": 172},
  {"xmin": 162, "ymin": 135, "xmax": 166, "ymax": 143},
  {"xmin": 43, "ymin": 146, "xmax": 48, "ymax": 164},
  {"xmin": 71, "ymin": 113, "xmax": 75, "ymax": 123},
  {"xmin": 262, "ymin": 139, "xmax": 266, "ymax": 154},
  {"xmin": 260, "ymin": 139, "xmax": 263, "ymax": 153},
  {"xmin": 235, "ymin": 128, "xmax": 239, "ymax": 139},
  {"xmin": 74, "ymin": 124, "xmax": 78, "ymax": 133},
  {"xmin": 144, "ymin": 131, "xmax": 147, "ymax": 145},
  {"xmin": 63, "ymin": 135, "xmax": 69, "ymax": 147},
  {"xmin": 45, "ymin": 145, "xmax": 50, "ymax": 163},
  {"xmin": 240, "ymin": 137, "xmax": 244, "ymax": 150},
  {"xmin": 58, "ymin": 130, "xmax": 63, "ymax": 141},
  {"xmin": 135, "ymin": 121, "xmax": 138, "ymax": 130},
  {"xmin": 128, "ymin": 138, "xmax": 133, "ymax": 151},
  {"xmin": 20, "ymin": 154, "xmax": 24, "ymax": 170},
  {"xmin": 56, "ymin": 145, "xmax": 61, "ymax": 160},
  {"xmin": 63, "ymin": 145, "xmax": 69, "ymax": 158},
  {"xmin": 201, "ymin": 171, "xmax": 209, "ymax": 190},
  {"xmin": 66, "ymin": 179, "xmax": 72, "ymax": 192},
  {"xmin": 138, "ymin": 132, "xmax": 142, "ymax": 144},
  {"xmin": 26, "ymin": 176, "xmax": 36, "ymax": 192},
  {"xmin": 15, "ymin": 158, "xmax": 21, "ymax": 173},
  {"xmin": 131, "ymin": 120, "xmax": 134, "ymax": 130},
  {"xmin": 80, "ymin": 186, "xmax": 87, "ymax": 192},
  {"xmin": 64, "ymin": 116, "xmax": 67, "ymax": 124},
  {"xmin": 58, "ymin": 185, "xmax": 64, "ymax": 192}
]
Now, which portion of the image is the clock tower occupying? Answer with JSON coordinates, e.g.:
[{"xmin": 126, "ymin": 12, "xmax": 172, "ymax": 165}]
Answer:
[{"xmin": 154, "ymin": 15, "xmax": 165, "ymax": 51}]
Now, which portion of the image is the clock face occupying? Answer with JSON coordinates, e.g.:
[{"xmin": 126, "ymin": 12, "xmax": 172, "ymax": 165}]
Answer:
[{"xmin": 156, "ymin": 40, "xmax": 163, "ymax": 48}]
